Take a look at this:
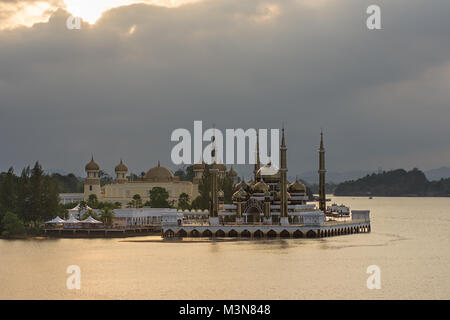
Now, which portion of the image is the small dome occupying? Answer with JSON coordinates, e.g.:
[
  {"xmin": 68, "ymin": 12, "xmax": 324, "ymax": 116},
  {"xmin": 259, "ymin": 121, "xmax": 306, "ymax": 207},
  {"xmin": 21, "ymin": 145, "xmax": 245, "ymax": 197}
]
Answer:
[
  {"xmin": 85, "ymin": 156, "xmax": 99, "ymax": 171},
  {"xmin": 253, "ymin": 179, "xmax": 269, "ymax": 193},
  {"xmin": 247, "ymin": 179, "xmax": 255, "ymax": 190},
  {"xmin": 144, "ymin": 162, "xmax": 174, "ymax": 182},
  {"xmin": 289, "ymin": 179, "xmax": 306, "ymax": 193},
  {"xmin": 218, "ymin": 190, "xmax": 224, "ymax": 198},
  {"xmin": 234, "ymin": 180, "xmax": 248, "ymax": 192},
  {"xmin": 232, "ymin": 187, "xmax": 248, "ymax": 201},
  {"xmin": 275, "ymin": 191, "xmax": 291, "ymax": 201},
  {"xmin": 228, "ymin": 166, "xmax": 237, "ymax": 177},
  {"xmin": 256, "ymin": 162, "xmax": 280, "ymax": 181},
  {"xmin": 115, "ymin": 159, "xmax": 128, "ymax": 173}
]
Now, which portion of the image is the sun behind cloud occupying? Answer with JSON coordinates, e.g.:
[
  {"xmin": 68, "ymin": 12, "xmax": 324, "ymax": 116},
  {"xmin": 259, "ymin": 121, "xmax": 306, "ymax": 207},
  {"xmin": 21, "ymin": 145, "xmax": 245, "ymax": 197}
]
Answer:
[
  {"xmin": 64, "ymin": 0, "xmax": 199, "ymax": 24},
  {"xmin": 0, "ymin": 0, "xmax": 200, "ymax": 30}
]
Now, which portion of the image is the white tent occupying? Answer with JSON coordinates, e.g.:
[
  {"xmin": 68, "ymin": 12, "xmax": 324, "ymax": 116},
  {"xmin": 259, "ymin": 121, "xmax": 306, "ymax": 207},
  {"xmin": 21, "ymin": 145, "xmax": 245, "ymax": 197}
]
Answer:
[
  {"xmin": 64, "ymin": 216, "xmax": 81, "ymax": 224},
  {"xmin": 81, "ymin": 216, "xmax": 102, "ymax": 224},
  {"xmin": 45, "ymin": 216, "xmax": 65, "ymax": 224},
  {"xmin": 68, "ymin": 203, "xmax": 96, "ymax": 219}
]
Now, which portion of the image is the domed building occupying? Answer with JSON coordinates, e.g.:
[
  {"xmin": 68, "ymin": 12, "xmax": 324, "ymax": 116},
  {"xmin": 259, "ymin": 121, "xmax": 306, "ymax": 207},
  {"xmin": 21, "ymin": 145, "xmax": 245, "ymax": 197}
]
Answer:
[
  {"xmin": 84, "ymin": 158, "xmax": 236, "ymax": 207},
  {"xmin": 84, "ymin": 159, "xmax": 199, "ymax": 206}
]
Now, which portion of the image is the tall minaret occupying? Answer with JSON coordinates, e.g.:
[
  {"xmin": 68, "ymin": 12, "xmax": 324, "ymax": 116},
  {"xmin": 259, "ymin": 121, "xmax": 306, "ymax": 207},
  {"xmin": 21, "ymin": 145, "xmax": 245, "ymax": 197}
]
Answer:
[
  {"xmin": 253, "ymin": 132, "xmax": 261, "ymax": 181},
  {"xmin": 318, "ymin": 130, "xmax": 327, "ymax": 213},
  {"xmin": 209, "ymin": 133, "xmax": 219, "ymax": 225},
  {"xmin": 279, "ymin": 127, "xmax": 289, "ymax": 225}
]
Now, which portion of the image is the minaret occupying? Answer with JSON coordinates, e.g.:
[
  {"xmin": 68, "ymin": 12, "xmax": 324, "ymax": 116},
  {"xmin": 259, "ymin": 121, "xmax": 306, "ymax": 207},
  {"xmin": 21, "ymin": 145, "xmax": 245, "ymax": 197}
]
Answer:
[
  {"xmin": 279, "ymin": 127, "xmax": 289, "ymax": 225},
  {"xmin": 209, "ymin": 134, "xmax": 219, "ymax": 225},
  {"xmin": 318, "ymin": 130, "xmax": 327, "ymax": 213},
  {"xmin": 84, "ymin": 155, "xmax": 101, "ymax": 201},
  {"xmin": 253, "ymin": 132, "xmax": 261, "ymax": 181}
]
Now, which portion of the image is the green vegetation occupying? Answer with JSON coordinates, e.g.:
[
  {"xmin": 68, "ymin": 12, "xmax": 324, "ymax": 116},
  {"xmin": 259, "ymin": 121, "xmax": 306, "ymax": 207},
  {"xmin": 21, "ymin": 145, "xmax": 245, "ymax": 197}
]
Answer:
[
  {"xmin": 51, "ymin": 173, "xmax": 83, "ymax": 193},
  {"xmin": 99, "ymin": 207, "xmax": 114, "ymax": 226},
  {"xmin": 334, "ymin": 168, "xmax": 450, "ymax": 196},
  {"xmin": 1, "ymin": 212, "xmax": 26, "ymax": 238},
  {"xmin": 190, "ymin": 164, "xmax": 234, "ymax": 210},
  {"xmin": 174, "ymin": 165, "xmax": 195, "ymax": 181},
  {"xmin": 0, "ymin": 163, "xmax": 62, "ymax": 237},
  {"xmin": 177, "ymin": 193, "xmax": 190, "ymax": 211},
  {"xmin": 127, "ymin": 194, "xmax": 143, "ymax": 208},
  {"xmin": 148, "ymin": 187, "xmax": 170, "ymax": 208}
]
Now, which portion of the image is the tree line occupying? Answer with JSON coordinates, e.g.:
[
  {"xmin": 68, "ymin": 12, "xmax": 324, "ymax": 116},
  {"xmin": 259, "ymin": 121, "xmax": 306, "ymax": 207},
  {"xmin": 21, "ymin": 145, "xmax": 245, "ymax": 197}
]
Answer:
[
  {"xmin": 0, "ymin": 162, "xmax": 61, "ymax": 237},
  {"xmin": 334, "ymin": 168, "xmax": 450, "ymax": 196}
]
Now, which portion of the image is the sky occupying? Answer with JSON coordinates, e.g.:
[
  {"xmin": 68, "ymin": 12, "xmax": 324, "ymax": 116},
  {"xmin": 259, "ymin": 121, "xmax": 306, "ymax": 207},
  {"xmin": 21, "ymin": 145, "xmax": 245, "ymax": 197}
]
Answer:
[{"xmin": 1, "ymin": 0, "xmax": 450, "ymax": 178}]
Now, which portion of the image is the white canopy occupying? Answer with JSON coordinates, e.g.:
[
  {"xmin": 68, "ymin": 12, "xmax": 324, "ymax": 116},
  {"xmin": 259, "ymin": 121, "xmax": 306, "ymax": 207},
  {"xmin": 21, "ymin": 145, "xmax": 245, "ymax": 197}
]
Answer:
[
  {"xmin": 64, "ymin": 216, "xmax": 81, "ymax": 224},
  {"xmin": 69, "ymin": 203, "xmax": 94, "ymax": 212},
  {"xmin": 45, "ymin": 216, "xmax": 65, "ymax": 224},
  {"xmin": 81, "ymin": 216, "xmax": 102, "ymax": 224}
]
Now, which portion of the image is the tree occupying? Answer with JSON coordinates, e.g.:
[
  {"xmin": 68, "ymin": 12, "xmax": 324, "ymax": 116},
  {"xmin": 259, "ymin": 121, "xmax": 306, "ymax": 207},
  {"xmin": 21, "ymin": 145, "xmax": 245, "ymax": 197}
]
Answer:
[
  {"xmin": 0, "ymin": 167, "xmax": 17, "ymax": 216},
  {"xmin": 42, "ymin": 175, "xmax": 60, "ymax": 222},
  {"xmin": 196, "ymin": 165, "xmax": 211, "ymax": 210},
  {"xmin": 1, "ymin": 212, "xmax": 26, "ymax": 238},
  {"xmin": 28, "ymin": 162, "xmax": 45, "ymax": 225},
  {"xmin": 178, "ymin": 193, "xmax": 190, "ymax": 210},
  {"xmin": 81, "ymin": 209, "xmax": 100, "ymax": 220},
  {"xmin": 87, "ymin": 194, "xmax": 99, "ymax": 208},
  {"xmin": 132, "ymin": 194, "xmax": 142, "ymax": 208},
  {"xmin": 219, "ymin": 174, "xmax": 233, "ymax": 204},
  {"xmin": 100, "ymin": 207, "xmax": 114, "ymax": 226},
  {"xmin": 99, "ymin": 170, "xmax": 114, "ymax": 186},
  {"xmin": 78, "ymin": 201, "xmax": 87, "ymax": 216},
  {"xmin": 191, "ymin": 196, "xmax": 203, "ymax": 210},
  {"xmin": 149, "ymin": 187, "xmax": 170, "ymax": 208},
  {"xmin": 174, "ymin": 165, "xmax": 195, "ymax": 181}
]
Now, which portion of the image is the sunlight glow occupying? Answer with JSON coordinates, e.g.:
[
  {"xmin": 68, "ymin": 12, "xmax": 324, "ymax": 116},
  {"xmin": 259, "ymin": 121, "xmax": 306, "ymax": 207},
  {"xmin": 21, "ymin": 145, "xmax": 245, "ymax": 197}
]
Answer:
[{"xmin": 64, "ymin": 0, "xmax": 199, "ymax": 24}]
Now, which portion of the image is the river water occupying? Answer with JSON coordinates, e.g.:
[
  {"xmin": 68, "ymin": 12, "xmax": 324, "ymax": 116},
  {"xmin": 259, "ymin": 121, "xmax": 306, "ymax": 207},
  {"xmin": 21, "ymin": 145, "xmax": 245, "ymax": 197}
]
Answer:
[{"xmin": 0, "ymin": 196, "xmax": 449, "ymax": 299}]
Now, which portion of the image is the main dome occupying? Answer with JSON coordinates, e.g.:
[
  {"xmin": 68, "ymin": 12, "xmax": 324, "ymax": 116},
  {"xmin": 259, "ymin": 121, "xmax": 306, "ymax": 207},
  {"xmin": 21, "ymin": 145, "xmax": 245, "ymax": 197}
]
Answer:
[{"xmin": 144, "ymin": 162, "xmax": 175, "ymax": 182}]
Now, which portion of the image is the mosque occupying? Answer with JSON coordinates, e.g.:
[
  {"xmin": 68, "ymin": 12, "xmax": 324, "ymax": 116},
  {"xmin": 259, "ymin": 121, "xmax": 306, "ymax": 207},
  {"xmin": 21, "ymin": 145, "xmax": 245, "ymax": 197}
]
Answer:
[
  {"xmin": 204, "ymin": 128, "xmax": 327, "ymax": 226},
  {"xmin": 162, "ymin": 129, "xmax": 371, "ymax": 238},
  {"xmin": 83, "ymin": 158, "xmax": 235, "ymax": 206}
]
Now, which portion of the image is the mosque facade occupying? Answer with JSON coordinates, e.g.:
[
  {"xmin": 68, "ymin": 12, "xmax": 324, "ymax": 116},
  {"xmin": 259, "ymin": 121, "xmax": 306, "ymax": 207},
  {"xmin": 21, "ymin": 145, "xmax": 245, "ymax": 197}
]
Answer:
[{"xmin": 83, "ymin": 158, "xmax": 234, "ymax": 206}]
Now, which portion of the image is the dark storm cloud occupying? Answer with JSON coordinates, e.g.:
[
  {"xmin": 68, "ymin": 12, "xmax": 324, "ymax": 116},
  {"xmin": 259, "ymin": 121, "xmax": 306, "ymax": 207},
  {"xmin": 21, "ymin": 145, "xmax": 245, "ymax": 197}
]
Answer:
[{"xmin": 1, "ymin": 0, "xmax": 450, "ymax": 178}]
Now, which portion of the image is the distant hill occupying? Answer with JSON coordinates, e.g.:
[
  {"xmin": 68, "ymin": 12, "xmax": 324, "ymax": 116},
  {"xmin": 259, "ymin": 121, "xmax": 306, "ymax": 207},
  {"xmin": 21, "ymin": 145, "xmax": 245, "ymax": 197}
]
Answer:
[
  {"xmin": 334, "ymin": 168, "xmax": 450, "ymax": 197},
  {"xmin": 425, "ymin": 167, "xmax": 450, "ymax": 181},
  {"xmin": 299, "ymin": 170, "xmax": 377, "ymax": 184}
]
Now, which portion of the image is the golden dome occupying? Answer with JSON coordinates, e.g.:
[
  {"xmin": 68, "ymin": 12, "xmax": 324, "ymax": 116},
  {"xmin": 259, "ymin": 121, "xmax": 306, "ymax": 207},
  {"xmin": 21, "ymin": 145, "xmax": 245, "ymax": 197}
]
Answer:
[
  {"xmin": 144, "ymin": 162, "xmax": 174, "ymax": 182},
  {"xmin": 253, "ymin": 179, "xmax": 269, "ymax": 193},
  {"xmin": 228, "ymin": 166, "xmax": 237, "ymax": 177},
  {"xmin": 275, "ymin": 191, "xmax": 291, "ymax": 201},
  {"xmin": 85, "ymin": 156, "xmax": 99, "ymax": 171},
  {"xmin": 289, "ymin": 179, "xmax": 306, "ymax": 193},
  {"xmin": 234, "ymin": 180, "xmax": 248, "ymax": 192},
  {"xmin": 115, "ymin": 159, "xmax": 128, "ymax": 173},
  {"xmin": 232, "ymin": 187, "xmax": 248, "ymax": 201},
  {"xmin": 256, "ymin": 163, "xmax": 280, "ymax": 181}
]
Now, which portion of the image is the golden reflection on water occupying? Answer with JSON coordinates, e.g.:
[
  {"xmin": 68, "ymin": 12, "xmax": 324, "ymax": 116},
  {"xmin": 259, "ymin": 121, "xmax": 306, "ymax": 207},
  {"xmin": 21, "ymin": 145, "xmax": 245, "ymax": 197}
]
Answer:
[{"xmin": 0, "ymin": 197, "xmax": 449, "ymax": 299}]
